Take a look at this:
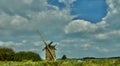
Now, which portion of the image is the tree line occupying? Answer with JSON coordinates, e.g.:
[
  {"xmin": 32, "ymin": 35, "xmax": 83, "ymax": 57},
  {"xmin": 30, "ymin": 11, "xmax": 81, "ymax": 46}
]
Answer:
[{"xmin": 0, "ymin": 47, "xmax": 42, "ymax": 61}]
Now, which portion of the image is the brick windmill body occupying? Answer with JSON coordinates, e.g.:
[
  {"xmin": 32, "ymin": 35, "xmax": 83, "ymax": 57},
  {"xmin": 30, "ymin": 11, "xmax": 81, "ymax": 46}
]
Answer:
[{"xmin": 38, "ymin": 32, "xmax": 56, "ymax": 61}]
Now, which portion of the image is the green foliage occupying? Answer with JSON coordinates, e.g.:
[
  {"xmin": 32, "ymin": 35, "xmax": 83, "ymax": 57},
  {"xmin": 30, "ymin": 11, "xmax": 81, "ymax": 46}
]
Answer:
[
  {"xmin": 0, "ymin": 47, "xmax": 42, "ymax": 61},
  {"xmin": 13, "ymin": 51, "xmax": 42, "ymax": 61},
  {"xmin": 61, "ymin": 55, "xmax": 67, "ymax": 60},
  {"xmin": 82, "ymin": 57, "xmax": 96, "ymax": 60},
  {"xmin": 0, "ymin": 59, "xmax": 120, "ymax": 66},
  {"xmin": 0, "ymin": 47, "xmax": 15, "ymax": 61}
]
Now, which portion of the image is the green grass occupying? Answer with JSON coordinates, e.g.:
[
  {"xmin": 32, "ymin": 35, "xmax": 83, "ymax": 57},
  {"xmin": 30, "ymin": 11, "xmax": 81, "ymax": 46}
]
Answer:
[{"xmin": 0, "ymin": 59, "xmax": 120, "ymax": 66}]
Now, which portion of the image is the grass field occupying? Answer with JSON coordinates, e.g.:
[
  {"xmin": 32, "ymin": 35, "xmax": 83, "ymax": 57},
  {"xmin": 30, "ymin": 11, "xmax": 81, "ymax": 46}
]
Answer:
[{"xmin": 0, "ymin": 59, "xmax": 120, "ymax": 66}]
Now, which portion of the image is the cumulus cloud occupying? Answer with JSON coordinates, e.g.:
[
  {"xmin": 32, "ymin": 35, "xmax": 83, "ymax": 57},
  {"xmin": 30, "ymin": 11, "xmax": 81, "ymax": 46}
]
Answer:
[
  {"xmin": 103, "ymin": 0, "xmax": 120, "ymax": 30},
  {"xmin": 64, "ymin": 20, "xmax": 106, "ymax": 34},
  {"xmin": 0, "ymin": 0, "xmax": 47, "ymax": 14},
  {"xmin": 93, "ymin": 0, "xmax": 120, "ymax": 41},
  {"xmin": 0, "ymin": 5, "xmax": 73, "ymax": 37},
  {"xmin": 94, "ymin": 0, "xmax": 120, "ymax": 41}
]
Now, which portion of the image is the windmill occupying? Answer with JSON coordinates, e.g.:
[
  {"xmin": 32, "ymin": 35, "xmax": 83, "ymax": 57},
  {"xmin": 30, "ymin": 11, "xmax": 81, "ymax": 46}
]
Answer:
[{"xmin": 38, "ymin": 32, "xmax": 56, "ymax": 61}]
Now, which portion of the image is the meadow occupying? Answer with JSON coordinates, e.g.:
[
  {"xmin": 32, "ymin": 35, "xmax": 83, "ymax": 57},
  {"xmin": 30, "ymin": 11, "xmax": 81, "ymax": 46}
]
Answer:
[{"xmin": 0, "ymin": 59, "xmax": 120, "ymax": 66}]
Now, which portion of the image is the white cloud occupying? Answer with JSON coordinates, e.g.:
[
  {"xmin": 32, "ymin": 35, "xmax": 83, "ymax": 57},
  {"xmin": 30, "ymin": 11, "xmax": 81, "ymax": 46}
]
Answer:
[
  {"xmin": 0, "ymin": 13, "xmax": 29, "ymax": 31},
  {"xmin": 111, "ymin": 30, "xmax": 120, "ymax": 35},
  {"xmin": 59, "ymin": 0, "xmax": 76, "ymax": 4},
  {"xmin": 33, "ymin": 41, "xmax": 42, "ymax": 46},
  {"xmin": 95, "ymin": 33, "xmax": 108, "ymax": 40},
  {"xmin": 59, "ymin": 0, "xmax": 77, "ymax": 9},
  {"xmin": 95, "ymin": 47, "xmax": 110, "ymax": 53},
  {"xmin": 0, "ymin": 8, "xmax": 73, "ymax": 37},
  {"xmin": 22, "ymin": 40, "xmax": 27, "ymax": 43},
  {"xmin": 0, "ymin": 0, "xmax": 48, "ymax": 13},
  {"xmin": 102, "ymin": 0, "xmax": 120, "ymax": 30},
  {"xmin": 64, "ymin": 20, "xmax": 106, "ymax": 34},
  {"xmin": 95, "ymin": 30, "xmax": 120, "ymax": 40},
  {"xmin": 11, "ymin": 15, "xmax": 28, "ymax": 27},
  {"xmin": 0, "ymin": 0, "xmax": 74, "ymax": 37},
  {"xmin": 0, "ymin": 41, "xmax": 14, "ymax": 47},
  {"xmin": 81, "ymin": 44, "xmax": 91, "ymax": 50},
  {"xmin": 93, "ymin": 0, "xmax": 120, "ymax": 41},
  {"xmin": 22, "ymin": 0, "xmax": 33, "ymax": 4},
  {"xmin": 106, "ymin": 0, "xmax": 120, "ymax": 15},
  {"xmin": 96, "ymin": 21, "xmax": 107, "ymax": 28},
  {"xmin": 0, "ymin": 41, "xmax": 23, "ymax": 47},
  {"xmin": 29, "ymin": 48, "xmax": 39, "ymax": 51}
]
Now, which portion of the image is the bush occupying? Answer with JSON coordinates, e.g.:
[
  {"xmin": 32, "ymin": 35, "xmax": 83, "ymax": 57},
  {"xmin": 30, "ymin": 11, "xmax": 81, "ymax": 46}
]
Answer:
[
  {"xmin": 13, "ymin": 51, "xmax": 42, "ymax": 61},
  {"xmin": 61, "ymin": 55, "xmax": 67, "ymax": 60},
  {"xmin": 0, "ymin": 48, "xmax": 15, "ymax": 61}
]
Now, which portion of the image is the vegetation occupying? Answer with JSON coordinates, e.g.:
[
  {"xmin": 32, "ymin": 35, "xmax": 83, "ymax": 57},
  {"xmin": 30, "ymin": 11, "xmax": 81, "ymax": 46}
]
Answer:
[
  {"xmin": 0, "ymin": 48, "xmax": 15, "ymax": 61},
  {"xmin": 0, "ymin": 59, "xmax": 120, "ymax": 66},
  {"xmin": 13, "ymin": 51, "xmax": 42, "ymax": 61},
  {"xmin": 0, "ymin": 47, "xmax": 42, "ymax": 61},
  {"xmin": 61, "ymin": 55, "xmax": 67, "ymax": 60}
]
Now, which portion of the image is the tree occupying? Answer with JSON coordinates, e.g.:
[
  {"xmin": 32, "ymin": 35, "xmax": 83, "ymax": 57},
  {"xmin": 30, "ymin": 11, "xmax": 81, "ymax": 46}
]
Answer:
[
  {"xmin": 13, "ymin": 51, "xmax": 42, "ymax": 61},
  {"xmin": 0, "ymin": 48, "xmax": 15, "ymax": 61},
  {"xmin": 61, "ymin": 55, "xmax": 67, "ymax": 60}
]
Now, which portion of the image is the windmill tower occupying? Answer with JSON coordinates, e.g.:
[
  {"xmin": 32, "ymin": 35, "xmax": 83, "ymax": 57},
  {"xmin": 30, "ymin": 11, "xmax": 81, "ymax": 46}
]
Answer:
[
  {"xmin": 38, "ymin": 32, "xmax": 56, "ymax": 61},
  {"xmin": 43, "ymin": 42, "xmax": 56, "ymax": 61}
]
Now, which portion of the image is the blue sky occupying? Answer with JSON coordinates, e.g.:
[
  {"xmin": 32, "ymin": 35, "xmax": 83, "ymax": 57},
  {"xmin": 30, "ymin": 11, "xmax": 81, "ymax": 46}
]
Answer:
[
  {"xmin": 48, "ymin": 0, "xmax": 108, "ymax": 23},
  {"xmin": 0, "ymin": 0, "xmax": 120, "ymax": 59}
]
